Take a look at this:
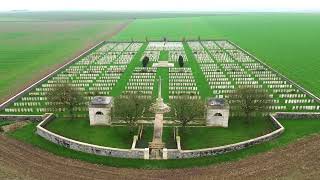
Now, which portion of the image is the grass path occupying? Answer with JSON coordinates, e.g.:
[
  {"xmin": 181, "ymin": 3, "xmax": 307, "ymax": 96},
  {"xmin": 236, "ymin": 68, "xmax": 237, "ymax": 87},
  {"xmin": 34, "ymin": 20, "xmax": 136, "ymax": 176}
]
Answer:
[
  {"xmin": 110, "ymin": 43, "xmax": 147, "ymax": 96},
  {"xmin": 153, "ymin": 68, "xmax": 169, "ymax": 102},
  {"xmin": 183, "ymin": 42, "xmax": 213, "ymax": 98},
  {"xmin": 159, "ymin": 50, "xmax": 169, "ymax": 61}
]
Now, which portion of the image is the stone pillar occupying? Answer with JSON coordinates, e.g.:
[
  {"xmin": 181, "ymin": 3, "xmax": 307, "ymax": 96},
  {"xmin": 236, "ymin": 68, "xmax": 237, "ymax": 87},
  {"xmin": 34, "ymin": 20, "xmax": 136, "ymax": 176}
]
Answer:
[
  {"xmin": 88, "ymin": 96, "xmax": 113, "ymax": 126},
  {"xmin": 148, "ymin": 76, "xmax": 171, "ymax": 159},
  {"xmin": 144, "ymin": 148, "xmax": 149, "ymax": 160},
  {"xmin": 131, "ymin": 135, "xmax": 138, "ymax": 149},
  {"xmin": 206, "ymin": 98, "xmax": 230, "ymax": 128},
  {"xmin": 163, "ymin": 148, "xmax": 168, "ymax": 160},
  {"xmin": 152, "ymin": 113, "xmax": 164, "ymax": 143},
  {"xmin": 176, "ymin": 136, "xmax": 181, "ymax": 151}
]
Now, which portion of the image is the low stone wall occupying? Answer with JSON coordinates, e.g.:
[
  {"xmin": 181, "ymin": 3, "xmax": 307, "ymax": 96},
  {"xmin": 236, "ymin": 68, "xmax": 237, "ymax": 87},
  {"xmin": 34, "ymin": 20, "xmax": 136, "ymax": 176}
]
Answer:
[
  {"xmin": 168, "ymin": 115, "xmax": 284, "ymax": 159},
  {"xmin": 33, "ymin": 111, "xmax": 320, "ymax": 159},
  {"xmin": 36, "ymin": 114, "xmax": 145, "ymax": 159},
  {"xmin": 1, "ymin": 121, "xmax": 30, "ymax": 133},
  {"xmin": 0, "ymin": 114, "xmax": 44, "ymax": 122},
  {"xmin": 273, "ymin": 112, "xmax": 320, "ymax": 119}
]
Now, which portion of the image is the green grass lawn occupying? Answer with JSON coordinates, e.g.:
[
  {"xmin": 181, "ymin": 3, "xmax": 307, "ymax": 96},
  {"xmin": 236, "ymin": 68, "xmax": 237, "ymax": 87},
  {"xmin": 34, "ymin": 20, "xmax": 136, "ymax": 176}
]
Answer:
[
  {"xmin": 153, "ymin": 67, "xmax": 169, "ymax": 102},
  {"xmin": 113, "ymin": 13, "xmax": 320, "ymax": 97},
  {"xmin": 136, "ymin": 126, "xmax": 176, "ymax": 149},
  {"xmin": 110, "ymin": 43, "xmax": 148, "ymax": 96},
  {"xmin": 45, "ymin": 118, "xmax": 134, "ymax": 148},
  {"xmin": 183, "ymin": 42, "xmax": 213, "ymax": 98},
  {"xmin": 180, "ymin": 117, "xmax": 275, "ymax": 149},
  {"xmin": 8, "ymin": 118, "xmax": 320, "ymax": 168},
  {"xmin": 159, "ymin": 50, "xmax": 169, "ymax": 61}
]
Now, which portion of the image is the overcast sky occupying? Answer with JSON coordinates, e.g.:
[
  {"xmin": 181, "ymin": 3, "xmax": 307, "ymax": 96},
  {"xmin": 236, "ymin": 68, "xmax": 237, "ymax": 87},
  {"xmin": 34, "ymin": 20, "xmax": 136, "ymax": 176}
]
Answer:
[{"xmin": 1, "ymin": 0, "xmax": 320, "ymax": 12}]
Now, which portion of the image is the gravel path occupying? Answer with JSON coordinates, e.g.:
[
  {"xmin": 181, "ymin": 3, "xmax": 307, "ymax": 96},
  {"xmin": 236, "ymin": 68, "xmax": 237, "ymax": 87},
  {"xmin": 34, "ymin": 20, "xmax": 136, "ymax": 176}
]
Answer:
[{"xmin": 0, "ymin": 134, "xmax": 319, "ymax": 180}]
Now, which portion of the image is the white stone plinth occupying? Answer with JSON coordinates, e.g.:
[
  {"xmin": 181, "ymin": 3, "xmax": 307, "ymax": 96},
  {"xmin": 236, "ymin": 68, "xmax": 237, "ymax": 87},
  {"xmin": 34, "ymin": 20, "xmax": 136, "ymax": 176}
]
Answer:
[
  {"xmin": 89, "ymin": 96, "xmax": 113, "ymax": 126},
  {"xmin": 206, "ymin": 108, "xmax": 229, "ymax": 127},
  {"xmin": 206, "ymin": 98, "xmax": 229, "ymax": 127},
  {"xmin": 144, "ymin": 148, "xmax": 149, "ymax": 159},
  {"xmin": 152, "ymin": 61, "xmax": 174, "ymax": 68}
]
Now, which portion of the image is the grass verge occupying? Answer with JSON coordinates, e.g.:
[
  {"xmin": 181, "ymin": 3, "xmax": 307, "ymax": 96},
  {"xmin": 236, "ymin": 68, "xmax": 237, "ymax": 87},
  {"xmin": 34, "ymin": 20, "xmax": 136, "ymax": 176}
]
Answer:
[
  {"xmin": 180, "ymin": 117, "xmax": 274, "ymax": 149},
  {"xmin": 46, "ymin": 118, "xmax": 135, "ymax": 149}
]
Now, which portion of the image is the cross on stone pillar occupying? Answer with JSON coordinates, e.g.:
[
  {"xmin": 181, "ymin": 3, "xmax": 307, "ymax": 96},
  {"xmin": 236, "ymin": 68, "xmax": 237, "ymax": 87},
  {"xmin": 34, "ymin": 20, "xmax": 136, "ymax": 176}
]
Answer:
[{"xmin": 148, "ymin": 76, "xmax": 171, "ymax": 159}]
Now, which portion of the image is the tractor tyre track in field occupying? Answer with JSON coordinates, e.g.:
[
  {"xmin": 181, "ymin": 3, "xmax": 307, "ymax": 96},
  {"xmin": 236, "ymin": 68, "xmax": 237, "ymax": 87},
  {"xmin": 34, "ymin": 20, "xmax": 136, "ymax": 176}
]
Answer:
[{"xmin": 0, "ymin": 134, "xmax": 320, "ymax": 180}]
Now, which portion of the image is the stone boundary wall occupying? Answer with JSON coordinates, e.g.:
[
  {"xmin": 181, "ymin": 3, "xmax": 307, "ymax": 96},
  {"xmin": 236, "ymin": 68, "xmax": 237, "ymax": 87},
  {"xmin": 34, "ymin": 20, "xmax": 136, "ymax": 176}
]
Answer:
[
  {"xmin": 36, "ymin": 114, "xmax": 146, "ymax": 159},
  {"xmin": 273, "ymin": 112, "xmax": 320, "ymax": 119},
  {"xmin": 0, "ymin": 41, "xmax": 105, "ymax": 110},
  {"xmin": 105, "ymin": 39, "xmax": 227, "ymax": 43},
  {"xmin": 168, "ymin": 114, "xmax": 284, "ymax": 159},
  {"xmin": 32, "ymin": 111, "xmax": 319, "ymax": 159},
  {"xmin": 0, "ymin": 114, "xmax": 44, "ymax": 122},
  {"xmin": 228, "ymin": 40, "xmax": 320, "ymax": 103}
]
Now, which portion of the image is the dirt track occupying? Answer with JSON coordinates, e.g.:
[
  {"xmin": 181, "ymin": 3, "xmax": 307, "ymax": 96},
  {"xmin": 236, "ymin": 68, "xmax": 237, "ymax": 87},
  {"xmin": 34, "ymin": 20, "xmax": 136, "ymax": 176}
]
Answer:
[{"xmin": 0, "ymin": 134, "xmax": 320, "ymax": 180}]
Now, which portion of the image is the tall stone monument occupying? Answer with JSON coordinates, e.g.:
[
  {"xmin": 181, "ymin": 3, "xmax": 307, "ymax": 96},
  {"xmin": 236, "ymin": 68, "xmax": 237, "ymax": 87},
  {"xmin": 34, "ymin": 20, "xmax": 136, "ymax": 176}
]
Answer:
[{"xmin": 149, "ymin": 77, "xmax": 170, "ymax": 159}]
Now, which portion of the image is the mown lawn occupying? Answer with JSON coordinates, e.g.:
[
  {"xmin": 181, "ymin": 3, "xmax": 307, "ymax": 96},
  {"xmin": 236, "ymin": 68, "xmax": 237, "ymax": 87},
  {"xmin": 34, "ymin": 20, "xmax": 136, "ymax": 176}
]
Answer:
[
  {"xmin": 8, "ymin": 118, "xmax": 320, "ymax": 169},
  {"xmin": 180, "ymin": 117, "xmax": 275, "ymax": 149},
  {"xmin": 159, "ymin": 50, "xmax": 169, "ymax": 61},
  {"xmin": 45, "ymin": 118, "xmax": 134, "ymax": 148},
  {"xmin": 136, "ymin": 126, "xmax": 177, "ymax": 149}
]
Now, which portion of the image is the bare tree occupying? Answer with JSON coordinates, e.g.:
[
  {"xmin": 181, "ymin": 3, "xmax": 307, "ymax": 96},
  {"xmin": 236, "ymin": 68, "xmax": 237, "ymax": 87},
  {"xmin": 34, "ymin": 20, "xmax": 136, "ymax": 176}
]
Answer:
[
  {"xmin": 228, "ymin": 86, "xmax": 273, "ymax": 123},
  {"xmin": 171, "ymin": 96, "xmax": 205, "ymax": 128},
  {"xmin": 113, "ymin": 94, "xmax": 150, "ymax": 133},
  {"xmin": 46, "ymin": 83, "xmax": 85, "ymax": 120}
]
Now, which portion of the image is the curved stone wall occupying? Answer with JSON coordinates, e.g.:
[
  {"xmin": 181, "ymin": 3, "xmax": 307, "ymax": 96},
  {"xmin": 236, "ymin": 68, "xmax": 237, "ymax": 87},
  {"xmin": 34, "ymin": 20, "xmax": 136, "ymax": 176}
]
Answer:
[
  {"xmin": 35, "ymin": 112, "xmax": 319, "ymax": 159},
  {"xmin": 273, "ymin": 112, "xmax": 320, "ymax": 119},
  {"xmin": 36, "ymin": 114, "xmax": 146, "ymax": 159},
  {"xmin": 35, "ymin": 113, "xmax": 285, "ymax": 159},
  {"xmin": 168, "ymin": 114, "xmax": 284, "ymax": 159}
]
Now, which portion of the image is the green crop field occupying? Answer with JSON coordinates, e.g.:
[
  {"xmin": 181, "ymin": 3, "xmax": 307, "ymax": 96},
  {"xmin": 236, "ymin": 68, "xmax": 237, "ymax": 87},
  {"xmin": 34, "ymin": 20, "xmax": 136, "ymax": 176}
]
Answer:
[{"xmin": 0, "ymin": 18, "xmax": 129, "ymax": 102}]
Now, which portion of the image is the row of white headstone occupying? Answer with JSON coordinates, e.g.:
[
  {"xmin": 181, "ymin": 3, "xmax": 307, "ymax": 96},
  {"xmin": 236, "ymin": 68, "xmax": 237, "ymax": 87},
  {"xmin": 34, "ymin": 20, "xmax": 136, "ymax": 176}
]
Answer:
[
  {"xmin": 188, "ymin": 40, "xmax": 319, "ymax": 111},
  {"xmin": 5, "ymin": 42, "xmax": 143, "ymax": 113}
]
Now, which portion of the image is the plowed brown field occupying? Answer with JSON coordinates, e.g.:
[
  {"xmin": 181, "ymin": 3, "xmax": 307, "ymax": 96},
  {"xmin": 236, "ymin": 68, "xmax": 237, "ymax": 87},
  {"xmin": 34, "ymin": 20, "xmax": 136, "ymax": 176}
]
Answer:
[{"xmin": 0, "ymin": 134, "xmax": 319, "ymax": 180}]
